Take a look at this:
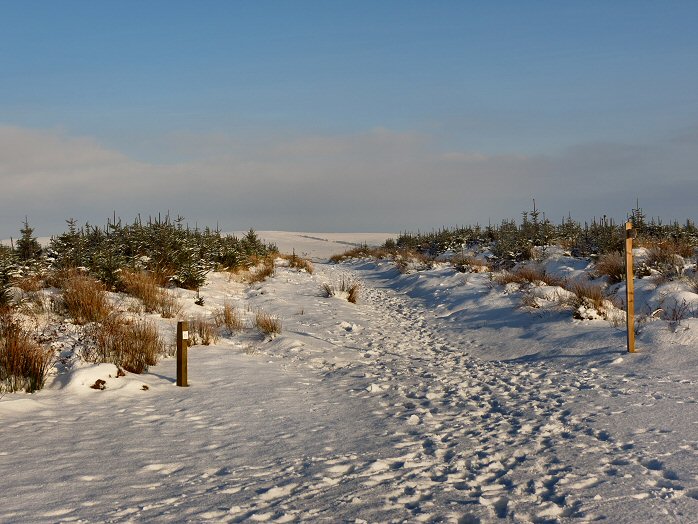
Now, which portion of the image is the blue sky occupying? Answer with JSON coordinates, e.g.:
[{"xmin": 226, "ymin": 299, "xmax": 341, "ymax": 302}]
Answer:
[{"xmin": 2, "ymin": 1, "xmax": 698, "ymax": 237}]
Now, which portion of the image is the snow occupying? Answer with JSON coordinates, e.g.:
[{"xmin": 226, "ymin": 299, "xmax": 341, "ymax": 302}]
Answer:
[
  {"xmin": 230, "ymin": 231, "xmax": 395, "ymax": 261},
  {"xmin": 2, "ymin": 232, "xmax": 698, "ymax": 522}
]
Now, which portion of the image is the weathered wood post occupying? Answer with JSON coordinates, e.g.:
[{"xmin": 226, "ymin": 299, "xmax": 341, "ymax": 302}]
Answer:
[
  {"xmin": 177, "ymin": 320, "xmax": 189, "ymax": 386},
  {"xmin": 625, "ymin": 222, "xmax": 636, "ymax": 353}
]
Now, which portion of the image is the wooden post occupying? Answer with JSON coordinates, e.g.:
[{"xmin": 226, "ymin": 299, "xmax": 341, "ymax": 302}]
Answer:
[
  {"xmin": 177, "ymin": 320, "xmax": 189, "ymax": 386},
  {"xmin": 625, "ymin": 222, "xmax": 636, "ymax": 353}
]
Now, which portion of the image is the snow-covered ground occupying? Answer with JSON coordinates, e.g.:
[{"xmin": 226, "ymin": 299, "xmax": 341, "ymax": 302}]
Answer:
[
  {"xmin": 231, "ymin": 231, "xmax": 395, "ymax": 261},
  {"xmin": 2, "ymin": 235, "xmax": 698, "ymax": 522}
]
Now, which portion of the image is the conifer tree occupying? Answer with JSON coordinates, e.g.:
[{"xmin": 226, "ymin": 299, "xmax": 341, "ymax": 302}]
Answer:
[
  {"xmin": 0, "ymin": 245, "xmax": 14, "ymax": 307},
  {"xmin": 15, "ymin": 218, "xmax": 42, "ymax": 262}
]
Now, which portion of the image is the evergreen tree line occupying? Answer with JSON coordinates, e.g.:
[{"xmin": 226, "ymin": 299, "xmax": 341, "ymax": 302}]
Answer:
[
  {"xmin": 389, "ymin": 205, "xmax": 698, "ymax": 263},
  {"xmin": 0, "ymin": 215, "xmax": 277, "ymax": 297}
]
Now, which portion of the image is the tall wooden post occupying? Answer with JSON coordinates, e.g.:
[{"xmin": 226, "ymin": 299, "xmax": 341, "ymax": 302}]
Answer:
[
  {"xmin": 625, "ymin": 222, "xmax": 636, "ymax": 353},
  {"xmin": 177, "ymin": 320, "xmax": 189, "ymax": 386}
]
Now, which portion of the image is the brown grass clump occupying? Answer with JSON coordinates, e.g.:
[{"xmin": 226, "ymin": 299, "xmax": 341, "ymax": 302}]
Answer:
[
  {"xmin": 329, "ymin": 245, "xmax": 393, "ymax": 263},
  {"xmin": 394, "ymin": 251, "xmax": 434, "ymax": 274},
  {"xmin": 643, "ymin": 243, "xmax": 687, "ymax": 277},
  {"xmin": 119, "ymin": 269, "xmax": 160, "ymax": 310},
  {"xmin": 119, "ymin": 269, "xmax": 181, "ymax": 318},
  {"xmin": 0, "ymin": 312, "xmax": 53, "ymax": 392},
  {"xmin": 346, "ymin": 283, "xmax": 360, "ymax": 304},
  {"xmin": 322, "ymin": 278, "xmax": 360, "ymax": 303},
  {"xmin": 157, "ymin": 291, "xmax": 182, "ymax": 318},
  {"xmin": 12, "ymin": 274, "xmax": 44, "ymax": 293},
  {"xmin": 213, "ymin": 301, "xmax": 245, "ymax": 333},
  {"xmin": 452, "ymin": 255, "xmax": 490, "ymax": 273},
  {"xmin": 92, "ymin": 314, "xmax": 163, "ymax": 373},
  {"xmin": 61, "ymin": 273, "xmax": 112, "ymax": 324},
  {"xmin": 44, "ymin": 268, "xmax": 72, "ymax": 289},
  {"xmin": 255, "ymin": 309, "xmax": 281, "ymax": 336},
  {"xmin": 247, "ymin": 258, "xmax": 275, "ymax": 283},
  {"xmin": 595, "ymin": 252, "xmax": 626, "ymax": 284},
  {"xmin": 189, "ymin": 315, "xmax": 219, "ymax": 346},
  {"xmin": 638, "ymin": 238, "xmax": 695, "ymax": 259},
  {"xmin": 646, "ymin": 245, "xmax": 678, "ymax": 267},
  {"xmin": 495, "ymin": 265, "xmax": 564, "ymax": 287},
  {"xmin": 279, "ymin": 253, "xmax": 314, "ymax": 274},
  {"xmin": 329, "ymin": 246, "xmax": 372, "ymax": 263},
  {"xmin": 565, "ymin": 280, "xmax": 606, "ymax": 312}
]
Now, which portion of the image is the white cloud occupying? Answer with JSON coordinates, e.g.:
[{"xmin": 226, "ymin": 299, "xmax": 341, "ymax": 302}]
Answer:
[{"xmin": 1, "ymin": 123, "xmax": 697, "ymax": 239}]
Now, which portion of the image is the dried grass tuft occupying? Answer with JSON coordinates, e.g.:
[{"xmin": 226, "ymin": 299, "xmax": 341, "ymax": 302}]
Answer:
[
  {"xmin": 641, "ymin": 240, "xmax": 692, "ymax": 277},
  {"xmin": 213, "ymin": 301, "xmax": 245, "ymax": 333},
  {"xmin": 329, "ymin": 245, "xmax": 381, "ymax": 263},
  {"xmin": 189, "ymin": 315, "xmax": 219, "ymax": 346},
  {"xmin": 495, "ymin": 265, "xmax": 564, "ymax": 287},
  {"xmin": 452, "ymin": 255, "xmax": 490, "ymax": 273},
  {"xmin": 12, "ymin": 274, "xmax": 44, "ymax": 293},
  {"xmin": 322, "ymin": 278, "xmax": 360, "ymax": 303},
  {"xmin": 595, "ymin": 252, "xmax": 625, "ymax": 284},
  {"xmin": 346, "ymin": 282, "xmax": 360, "ymax": 304},
  {"xmin": 119, "ymin": 269, "xmax": 181, "ymax": 318},
  {"xmin": 248, "ymin": 258, "xmax": 275, "ymax": 283},
  {"xmin": 61, "ymin": 273, "xmax": 112, "ymax": 324},
  {"xmin": 565, "ymin": 280, "xmax": 606, "ymax": 312},
  {"xmin": 255, "ymin": 309, "xmax": 281, "ymax": 336},
  {"xmin": 280, "ymin": 253, "xmax": 314, "ymax": 274},
  {"xmin": 394, "ymin": 251, "xmax": 434, "ymax": 274},
  {"xmin": 91, "ymin": 314, "xmax": 163, "ymax": 373},
  {"xmin": 0, "ymin": 312, "xmax": 53, "ymax": 392}
]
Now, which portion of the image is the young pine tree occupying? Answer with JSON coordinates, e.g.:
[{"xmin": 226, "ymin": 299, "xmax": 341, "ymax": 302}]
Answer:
[
  {"xmin": 0, "ymin": 245, "xmax": 14, "ymax": 307},
  {"xmin": 15, "ymin": 218, "xmax": 42, "ymax": 263}
]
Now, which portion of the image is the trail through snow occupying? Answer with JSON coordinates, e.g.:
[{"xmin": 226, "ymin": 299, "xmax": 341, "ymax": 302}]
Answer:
[{"xmin": 2, "ymin": 261, "xmax": 698, "ymax": 522}]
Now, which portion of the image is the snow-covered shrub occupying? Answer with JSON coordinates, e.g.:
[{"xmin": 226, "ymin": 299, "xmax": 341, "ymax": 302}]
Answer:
[
  {"xmin": 47, "ymin": 216, "xmax": 276, "ymax": 289},
  {"xmin": 565, "ymin": 280, "xmax": 615, "ymax": 320},
  {"xmin": 171, "ymin": 257, "xmax": 209, "ymax": 290},
  {"xmin": 662, "ymin": 298, "xmax": 694, "ymax": 327},
  {"xmin": 0, "ymin": 312, "xmax": 53, "ymax": 393},
  {"xmin": 490, "ymin": 219, "xmax": 535, "ymax": 264},
  {"xmin": 394, "ymin": 251, "xmax": 434, "ymax": 274},
  {"xmin": 520, "ymin": 293, "xmax": 541, "ymax": 309},
  {"xmin": 451, "ymin": 255, "xmax": 490, "ymax": 273},
  {"xmin": 644, "ymin": 244, "xmax": 685, "ymax": 278}
]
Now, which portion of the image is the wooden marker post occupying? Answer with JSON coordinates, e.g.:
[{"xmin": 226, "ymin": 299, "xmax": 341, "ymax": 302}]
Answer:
[
  {"xmin": 625, "ymin": 222, "xmax": 636, "ymax": 353},
  {"xmin": 177, "ymin": 320, "xmax": 189, "ymax": 386}
]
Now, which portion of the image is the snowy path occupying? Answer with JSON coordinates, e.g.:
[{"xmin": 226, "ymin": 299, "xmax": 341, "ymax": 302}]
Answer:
[
  {"xmin": 288, "ymin": 264, "xmax": 698, "ymax": 522},
  {"xmin": 2, "ymin": 261, "xmax": 698, "ymax": 522}
]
